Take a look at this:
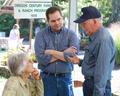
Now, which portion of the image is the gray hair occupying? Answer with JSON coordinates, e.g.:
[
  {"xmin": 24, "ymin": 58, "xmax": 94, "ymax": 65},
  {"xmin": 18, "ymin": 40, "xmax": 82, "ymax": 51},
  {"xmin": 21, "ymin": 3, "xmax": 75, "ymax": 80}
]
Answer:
[
  {"xmin": 8, "ymin": 52, "xmax": 28, "ymax": 76},
  {"xmin": 95, "ymin": 17, "xmax": 103, "ymax": 24}
]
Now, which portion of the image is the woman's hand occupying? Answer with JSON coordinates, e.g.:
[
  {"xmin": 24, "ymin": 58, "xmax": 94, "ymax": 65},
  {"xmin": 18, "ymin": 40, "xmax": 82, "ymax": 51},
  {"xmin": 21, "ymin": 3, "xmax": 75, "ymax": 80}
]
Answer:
[{"xmin": 31, "ymin": 68, "xmax": 40, "ymax": 80}]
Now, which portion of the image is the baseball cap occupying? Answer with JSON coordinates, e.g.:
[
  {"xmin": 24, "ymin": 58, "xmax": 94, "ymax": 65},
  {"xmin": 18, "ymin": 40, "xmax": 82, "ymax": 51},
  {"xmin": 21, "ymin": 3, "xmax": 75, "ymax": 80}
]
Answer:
[{"xmin": 74, "ymin": 6, "xmax": 101, "ymax": 23}]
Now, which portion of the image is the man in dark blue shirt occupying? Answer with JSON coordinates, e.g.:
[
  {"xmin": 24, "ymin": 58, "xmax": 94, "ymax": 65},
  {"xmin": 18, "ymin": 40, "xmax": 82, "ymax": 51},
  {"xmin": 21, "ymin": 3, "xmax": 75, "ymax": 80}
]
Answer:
[
  {"xmin": 34, "ymin": 6, "xmax": 79, "ymax": 96},
  {"xmin": 70, "ymin": 6, "xmax": 116, "ymax": 96}
]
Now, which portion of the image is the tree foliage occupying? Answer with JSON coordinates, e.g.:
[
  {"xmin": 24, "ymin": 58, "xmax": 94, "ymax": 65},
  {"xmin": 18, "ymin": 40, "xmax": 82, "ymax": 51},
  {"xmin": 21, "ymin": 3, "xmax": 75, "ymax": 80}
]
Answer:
[
  {"xmin": 54, "ymin": 0, "xmax": 112, "ymax": 26},
  {"xmin": 0, "ymin": 14, "xmax": 16, "ymax": 36},
  {"xmin": 0, "ymin": 0, "xmax": 118, "ymax": 37}
]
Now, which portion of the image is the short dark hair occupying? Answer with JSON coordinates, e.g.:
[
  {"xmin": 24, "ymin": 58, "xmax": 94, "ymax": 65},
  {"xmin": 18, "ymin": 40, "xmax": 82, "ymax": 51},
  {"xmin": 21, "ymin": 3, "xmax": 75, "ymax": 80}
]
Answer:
[{"xmin": 46, "ymin": 6, "xmax": 62, "ymax": 20}]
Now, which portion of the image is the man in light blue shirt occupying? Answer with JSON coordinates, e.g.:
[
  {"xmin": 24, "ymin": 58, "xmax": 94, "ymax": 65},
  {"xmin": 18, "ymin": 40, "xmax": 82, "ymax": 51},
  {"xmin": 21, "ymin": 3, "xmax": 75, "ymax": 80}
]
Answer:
[
  {"xmin": 73, "ymin": 6, "xmax": 116, "ymax": 96},
  {"xmin": 35, "ymin": 6, "xmax": 79, "ymax": 96}
]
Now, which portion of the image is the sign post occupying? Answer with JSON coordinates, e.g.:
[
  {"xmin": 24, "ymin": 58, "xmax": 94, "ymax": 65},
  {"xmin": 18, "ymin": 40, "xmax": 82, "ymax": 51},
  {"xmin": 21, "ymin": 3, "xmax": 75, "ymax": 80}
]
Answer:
[{"xmin": 29, "ymin": 19, "xmax": 34, "ymax": 49}]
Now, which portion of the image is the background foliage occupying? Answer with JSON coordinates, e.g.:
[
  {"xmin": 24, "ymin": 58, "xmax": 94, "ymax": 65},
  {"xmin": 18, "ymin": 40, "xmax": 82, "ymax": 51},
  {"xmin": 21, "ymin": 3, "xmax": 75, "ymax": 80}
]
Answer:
[
  {"xmin": 0, "ymin": 0, "xmax": 120, "ymax": 64},
  {"xmin": 0, "ymin": 0, "xmax": 115, "ymax": 37},
  {"xmin": 0, "ymin": 14, "xmax": 16, "ymax": 36}
]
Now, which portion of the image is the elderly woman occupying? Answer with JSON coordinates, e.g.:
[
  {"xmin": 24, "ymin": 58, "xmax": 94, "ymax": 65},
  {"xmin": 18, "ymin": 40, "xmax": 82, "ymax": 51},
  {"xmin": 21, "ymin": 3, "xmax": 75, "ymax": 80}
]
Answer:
[{"xmin": 2, "ymin": 52, "xmax": 44, "ymax": 96}]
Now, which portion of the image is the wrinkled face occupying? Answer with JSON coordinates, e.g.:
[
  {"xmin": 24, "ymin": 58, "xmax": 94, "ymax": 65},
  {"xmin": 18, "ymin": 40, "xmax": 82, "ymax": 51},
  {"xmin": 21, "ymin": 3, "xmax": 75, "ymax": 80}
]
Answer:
[
  {"xmin": 23, "ymin": 59, "xmax": 34, "ymax": 73},
  {"xmin": 80, "ymin": 19, "xmax": 95, "ymax": 36},
  {"xmin": 47, "ymin": 11, "xmax": 63, "ymax": 32}
]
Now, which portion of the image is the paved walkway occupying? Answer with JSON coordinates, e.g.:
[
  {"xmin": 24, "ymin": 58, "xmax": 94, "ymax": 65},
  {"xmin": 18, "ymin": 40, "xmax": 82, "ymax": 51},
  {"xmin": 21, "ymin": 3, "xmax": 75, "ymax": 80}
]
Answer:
[{"xmin": 111, "ymin": 69, "xmax": 120, "ymax": 96}]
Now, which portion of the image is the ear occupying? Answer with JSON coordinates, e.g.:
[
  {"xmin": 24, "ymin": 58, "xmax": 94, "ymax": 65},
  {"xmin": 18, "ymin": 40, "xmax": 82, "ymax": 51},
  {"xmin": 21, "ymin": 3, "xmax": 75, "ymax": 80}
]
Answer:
[
  {"xmin": 93, "ymin": 19, "xmax": 97, "ymax": 24},
  {"xmin": 45, "ymin": 18, "xmax": 49, "ymax": 25}
]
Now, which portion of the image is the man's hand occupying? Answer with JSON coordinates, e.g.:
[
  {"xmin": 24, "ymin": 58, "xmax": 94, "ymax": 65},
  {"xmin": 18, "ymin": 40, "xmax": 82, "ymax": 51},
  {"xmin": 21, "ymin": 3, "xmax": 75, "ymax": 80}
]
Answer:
[
  {"xmin": 68, "ymin": 56, "xmax": 80, "ymax": 64},
  {"xmin": 32, "ymin": 68, "xmax": 40, "ymax": 80},
  {"xmin": 64, "ymin": 46, "xmax": 77, "ymax": 56}
]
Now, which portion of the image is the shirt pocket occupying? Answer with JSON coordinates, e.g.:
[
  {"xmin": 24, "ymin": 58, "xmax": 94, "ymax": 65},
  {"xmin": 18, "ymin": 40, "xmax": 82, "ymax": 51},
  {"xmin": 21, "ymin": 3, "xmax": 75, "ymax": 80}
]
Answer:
[
  {"xmin": 44, "ymin": 39, "xmax": 54, "ymax": 50},
  {"xmin": 59, "ymin": 38, "xmax": 69, "ymax": 51},
  {"xmin": 85, "ymin": 45, "xmax": 96, "ymax": 66}
]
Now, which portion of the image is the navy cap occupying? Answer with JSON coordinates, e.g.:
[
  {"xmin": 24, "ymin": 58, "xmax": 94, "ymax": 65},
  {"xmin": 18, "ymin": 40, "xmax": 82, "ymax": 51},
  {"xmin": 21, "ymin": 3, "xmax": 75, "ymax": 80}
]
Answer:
[{"xmin": 74, "ymin": 6, "xmax": 101, "ymax": 23}]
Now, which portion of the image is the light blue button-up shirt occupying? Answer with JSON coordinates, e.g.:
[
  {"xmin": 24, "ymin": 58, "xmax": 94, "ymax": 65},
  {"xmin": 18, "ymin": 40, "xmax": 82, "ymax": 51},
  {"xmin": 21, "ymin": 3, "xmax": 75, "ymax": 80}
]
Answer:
[
  {"xmin": 34, "ymin": 26, "xmax": 79, "ymax": 73},
  {"xmin": 82, "ymin": 26, "xmax": 116, "ymax": 96}
]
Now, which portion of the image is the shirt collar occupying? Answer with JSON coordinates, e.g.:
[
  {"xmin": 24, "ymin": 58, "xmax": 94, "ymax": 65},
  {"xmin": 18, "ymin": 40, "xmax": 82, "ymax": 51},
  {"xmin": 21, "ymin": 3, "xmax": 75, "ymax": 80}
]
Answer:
[
  {"xmin": 17, "ymin": 76, "xmax": 28, "ymax": 88},
  {"xmin": 48, "ymin": 26, "xmax": 64, "ymax": 34}
]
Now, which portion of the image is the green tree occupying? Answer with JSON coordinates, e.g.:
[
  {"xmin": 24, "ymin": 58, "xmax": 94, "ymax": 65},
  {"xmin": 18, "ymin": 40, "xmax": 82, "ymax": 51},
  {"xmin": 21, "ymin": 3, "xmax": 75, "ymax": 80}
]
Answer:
[
  {"xmin": 52, "ymin": 0, "xmax": 68, "ymax": 6},
  {"xmin": 19, "ymin": 19, "xmax": 30, "ymax": 38},
  {"xmin": 53, "ymin": 0, "xmax": 112, "ymax": 26},
  {"xmin": 77, "ymin": 0, "xmax": 112, "ymax": 26},
  {"xmin": 0, "ymin": 14, "xmax": 16, "ymax": 36}
]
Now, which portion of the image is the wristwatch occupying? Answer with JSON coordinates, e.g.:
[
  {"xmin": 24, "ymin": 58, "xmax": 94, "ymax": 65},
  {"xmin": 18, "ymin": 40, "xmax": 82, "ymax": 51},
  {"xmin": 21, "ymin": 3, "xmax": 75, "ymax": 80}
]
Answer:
[{"xmin": 63, "ymin": 52, "xmax": 71, "ymax": 62}]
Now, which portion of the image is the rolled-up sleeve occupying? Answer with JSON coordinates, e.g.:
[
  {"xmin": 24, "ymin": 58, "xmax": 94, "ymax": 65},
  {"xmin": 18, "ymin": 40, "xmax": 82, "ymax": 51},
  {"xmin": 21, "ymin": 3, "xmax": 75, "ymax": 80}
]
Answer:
[
  {"xmin": 34, "ymin": 32, "xmax": 52, "ymax": 66},
  {"xmin": 93, "ymin": 40, "xmax": 112, "ymax": 96},
  {"xmin": 63, "ymin": 31, "xmax": 80, "ymax": 61},
  {"xmin": 69, "ymin": 31, "xmax": 80, "ymax": 53}
]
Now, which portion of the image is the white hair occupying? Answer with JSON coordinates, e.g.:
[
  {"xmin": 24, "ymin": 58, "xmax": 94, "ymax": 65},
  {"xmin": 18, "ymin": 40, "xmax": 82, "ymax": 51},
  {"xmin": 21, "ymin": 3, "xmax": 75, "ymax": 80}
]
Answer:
[
  {"xmin": 8, "ymin": 52, "xmax": 28, "ymax": 76},
  {"xmin": 95, "ymin": 17, "xmax": 103, "ymax": 24}
]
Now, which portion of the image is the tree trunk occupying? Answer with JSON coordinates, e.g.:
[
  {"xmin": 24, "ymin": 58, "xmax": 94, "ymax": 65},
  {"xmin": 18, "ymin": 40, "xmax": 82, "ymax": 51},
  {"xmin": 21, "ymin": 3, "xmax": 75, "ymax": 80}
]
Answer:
[{"xmin": 110, "ymin": 0, "xmax": 120, "ymax": 23}]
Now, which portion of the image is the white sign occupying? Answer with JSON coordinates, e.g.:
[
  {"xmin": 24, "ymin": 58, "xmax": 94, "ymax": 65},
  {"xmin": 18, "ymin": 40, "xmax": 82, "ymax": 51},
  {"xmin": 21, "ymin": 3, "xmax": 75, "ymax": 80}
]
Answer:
[{"xmin": 14, "ymin": 1, "xmax": 52, "ymax": 19}]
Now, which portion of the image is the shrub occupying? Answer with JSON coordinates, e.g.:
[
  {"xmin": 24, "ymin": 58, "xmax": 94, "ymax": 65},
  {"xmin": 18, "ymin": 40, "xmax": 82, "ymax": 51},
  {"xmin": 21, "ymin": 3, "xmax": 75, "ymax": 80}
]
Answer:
[
  {"xmin": 28, "ymin": 52, "xmax": 37, "ymax": 63},
  {"xmin": 1, "ymin": 49, "xmax": 26, "ymax": 66},
  {"xmin": 1, "ymin": 51, "xmax": 10, "ymax": 66},
  {"xmin": 108, "ymin": 22, "xmax": 120, "ymax": 65},
  {"xmin": 0, "ymin": 67, "xmax": 10, "ymax": 78},
  {"xmin": 1, "ymin": 49, "xmax": 37, "ymax": 67},
  {"xmin": 0, "ymin": 49, "xmax": 37, "ymax": 78}
]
